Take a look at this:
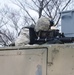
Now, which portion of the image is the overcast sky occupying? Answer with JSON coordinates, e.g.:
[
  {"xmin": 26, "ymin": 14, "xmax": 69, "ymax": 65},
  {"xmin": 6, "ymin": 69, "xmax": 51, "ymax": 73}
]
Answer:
[
  {"xmin": 0, "ymin": 0, "xmax": 20, "ymax": 9},
  {"xmin": 0, "ymin": 0, "xmax": 74, "ymax": 19},
  {"xmin": 0, "ymin": 0, "xmax": 38, "ymax": 17},
  {"xmin": 0, "ymin": 0, "xmax": 11, "ymax": 6}
]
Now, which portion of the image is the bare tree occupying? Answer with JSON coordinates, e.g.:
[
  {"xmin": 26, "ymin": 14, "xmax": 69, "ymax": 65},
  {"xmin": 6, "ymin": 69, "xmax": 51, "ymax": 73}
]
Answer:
[
  {"xmin": 43, "ymin": 0, "xmax": 72, "ymax": 25},
  {"xmin": 0, "ymin": 29, "xmax": 15, "ymax": 46},
  {"xmin": 7, "ymin": 9, "xmax": 21, "ymax": 34},
  {"xmin": 0, "ymin": 6, "xmax": 8, "ymax": 28},
  {"xmin": 0, "ymin": 4, "xmax": 35, "ymax": 46},
  {"xmin": 0, "ymin": 5, "xmax": 21, "ymax": 46},
  {"xmin": 12, "ymin": 0, "xmax": 72, "ymax": 25}
]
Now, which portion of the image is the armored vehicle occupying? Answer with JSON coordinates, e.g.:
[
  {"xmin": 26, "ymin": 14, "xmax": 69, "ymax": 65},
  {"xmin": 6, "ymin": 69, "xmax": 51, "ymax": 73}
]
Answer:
[
  {"xmin": 0, "ymin": 10, "xmax": 74, "ymax": 75},
  {"xmin": 0, "ymin": 44, "xmax": 74, "ymax": 75}
]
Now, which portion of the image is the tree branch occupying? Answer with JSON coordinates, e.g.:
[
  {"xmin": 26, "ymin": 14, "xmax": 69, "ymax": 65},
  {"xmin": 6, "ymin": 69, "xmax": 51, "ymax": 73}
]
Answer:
[
  {"xmin": 62, "ymin": 0, "xmax": 71, "ymax": 11},
  {"xmin": 15, "ymin": 0, "xmax": 36, "ymax": 24},
  {"xmin": 0, "ymin": 31, "xmax": 12, "ymax": 42}
]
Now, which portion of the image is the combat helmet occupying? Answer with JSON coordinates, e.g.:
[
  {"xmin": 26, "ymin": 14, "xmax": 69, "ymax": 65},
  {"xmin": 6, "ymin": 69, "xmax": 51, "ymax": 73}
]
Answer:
[{"xmin": 35, "ymin": 16, "xmax": 54, "ymax": 32}]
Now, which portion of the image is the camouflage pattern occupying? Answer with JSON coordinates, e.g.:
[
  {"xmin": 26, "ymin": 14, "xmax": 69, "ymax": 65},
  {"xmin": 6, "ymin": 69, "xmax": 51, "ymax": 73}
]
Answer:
[
  {"xmin": 15, "ymin": 28, "xmax": 30, "ymax": 46},
  {"xmin": 35, "ymin": 17, "xmax": 51, "ymax": 32}
]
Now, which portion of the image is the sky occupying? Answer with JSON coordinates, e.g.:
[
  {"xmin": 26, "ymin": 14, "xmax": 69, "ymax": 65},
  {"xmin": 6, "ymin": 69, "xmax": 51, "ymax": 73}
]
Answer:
[
  {"xmin": 0, "ymin": 0, "xmax": 11, "ymax": 6},
  {"xmin": 0, "ymin": 0, "xmax": 74, "ymax": 9},
  {"xmin": 0, "ymin": 0, "xmax": 34, "ymax": 9},
  {"xmin": 0, "ymin": 0, "xmax": 38, "ymax": 17},
  {"xmin": 0, "ymin": 0, "xmax": 20, "ymax": 9},
  {"xmin": 0, "ymin": 0, "xmax": 10, "ymax": 4},
  {"xmin": 0, "ymin": 0, "xmax": 74, "ymax": 12}
]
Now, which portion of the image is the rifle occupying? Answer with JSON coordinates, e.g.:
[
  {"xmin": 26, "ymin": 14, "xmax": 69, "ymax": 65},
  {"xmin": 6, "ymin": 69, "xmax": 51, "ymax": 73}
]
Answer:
[{"xmin": 29, "ymin": 27, "xmax": 74, "ymax": 44}]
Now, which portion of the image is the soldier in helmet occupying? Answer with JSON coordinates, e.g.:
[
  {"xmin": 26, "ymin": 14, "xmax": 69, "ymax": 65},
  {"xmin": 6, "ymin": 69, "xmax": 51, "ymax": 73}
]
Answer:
[
  {"xmin": 35, "ymin": 16, "xmax": 54, "ymax": 32},
  {"xmin": 15, "ymin": 27, "xmax": 30, "ymax": 46},
  {"xmin": 34, "ymin": 16, "xmax": 54, "ymax": 40},
  {"xmin": 15, "ymin": 24, "xmax": 35, "ymax": 46},
  {"xmin": 15, "ymin": 16, "xmax": 54, "ymax": 46}
]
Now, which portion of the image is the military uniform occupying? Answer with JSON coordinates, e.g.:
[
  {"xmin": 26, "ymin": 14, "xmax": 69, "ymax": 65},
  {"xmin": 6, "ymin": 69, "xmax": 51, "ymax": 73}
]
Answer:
[
  {"xmin": 15, "ymin": 27, "xmax": 30, "ymax": 46},
  {"xmin": 15, "ymin": 17, "xmax": 53, "ymax": 46}
]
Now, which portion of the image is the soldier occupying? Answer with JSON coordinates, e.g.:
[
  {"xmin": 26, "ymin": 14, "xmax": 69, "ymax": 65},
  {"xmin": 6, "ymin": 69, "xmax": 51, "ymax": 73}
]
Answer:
[
  {"xmin": 35, "ymin": 16, "xmax": 54, "ymax": 40},
  {"xmin": 15, "ymin": 27, "xmax": 30, "ymax": 46},
  {"xmin": 15, "ymin": 16, "xmax": 54, "ymax": 46},
  {"xmin": 35, "ymin": 16, "xmax": 54, "ymax": 32},
  {"xmin": 15, "ymin": 24, "xmax": 35, "ymax": 46}
]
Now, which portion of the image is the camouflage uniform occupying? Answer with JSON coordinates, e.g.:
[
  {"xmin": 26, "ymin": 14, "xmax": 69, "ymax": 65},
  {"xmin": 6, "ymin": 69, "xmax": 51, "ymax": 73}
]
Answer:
[
  {"xmin": 15, "ymin": 27, "xmax": 30, "ymax": 46},
  {"xmin": 35, "ymin": 16, "xmax": 51, "ymax": 32},
  {"xmin": 15, "ymin": 17, "xmax": 52, "ymax": 46}
]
